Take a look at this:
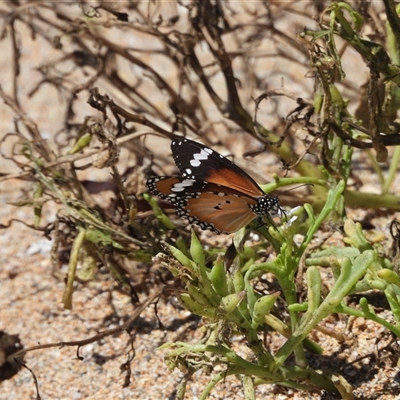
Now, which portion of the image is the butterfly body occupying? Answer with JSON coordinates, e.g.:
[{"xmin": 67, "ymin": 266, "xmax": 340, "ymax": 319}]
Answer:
[{"xmin": 146, "ymin": 138, "xmax": 280, "ymax": 234}]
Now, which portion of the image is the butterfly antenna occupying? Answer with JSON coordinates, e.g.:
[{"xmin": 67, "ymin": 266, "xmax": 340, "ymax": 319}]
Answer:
[{"xmin": 277, "ymin": 183, "xmax": 314, "ymax": 196}]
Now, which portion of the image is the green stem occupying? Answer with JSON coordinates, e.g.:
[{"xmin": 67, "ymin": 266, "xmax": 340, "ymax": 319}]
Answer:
[
  {"xmin": 273, "ymin": 250, "xmax": 375, "ymax": 370},
  {"xmin": 382, "ymin": 145, "xmax": 400, "ymax": 194}
]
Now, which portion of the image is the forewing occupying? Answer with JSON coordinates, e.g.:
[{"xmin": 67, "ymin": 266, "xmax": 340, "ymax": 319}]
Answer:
[{"xmin": 171, "ymin": 138, "xmax": 264, "ymax": 197}]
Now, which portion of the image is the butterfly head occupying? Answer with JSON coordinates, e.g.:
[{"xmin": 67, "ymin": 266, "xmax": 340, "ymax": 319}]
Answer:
[{"xmin": 251, "ymin": 195, "xmax": 282, "ymax": 217}]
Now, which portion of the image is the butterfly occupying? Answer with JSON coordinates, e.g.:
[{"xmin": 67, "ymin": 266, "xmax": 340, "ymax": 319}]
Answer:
[{"xmin": 146, "ymin": 138, "xmax": 281, "ymax": 234}]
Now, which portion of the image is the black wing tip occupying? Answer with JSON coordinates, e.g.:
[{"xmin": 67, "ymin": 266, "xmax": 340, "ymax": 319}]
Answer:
[
  {"xmin": 171, "ymin": 137, "xmax": 201, "ymax": 147},
  {"xmin": 171, "ymin": 137, "xmax": 187, "ymax": 145}
]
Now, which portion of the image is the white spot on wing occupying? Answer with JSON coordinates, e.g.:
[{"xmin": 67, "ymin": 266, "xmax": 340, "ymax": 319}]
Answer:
[
  {"xmin": 190, "ymin": 149, "xmax": 210, "ymax": 165},
  {"xmin": 171, "ymin": 180, "xmax": 195, "ymax": 192},
  {"xmin": 195, "ymin": 150, "xmax": 211, "ymax": 160}
]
